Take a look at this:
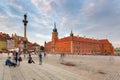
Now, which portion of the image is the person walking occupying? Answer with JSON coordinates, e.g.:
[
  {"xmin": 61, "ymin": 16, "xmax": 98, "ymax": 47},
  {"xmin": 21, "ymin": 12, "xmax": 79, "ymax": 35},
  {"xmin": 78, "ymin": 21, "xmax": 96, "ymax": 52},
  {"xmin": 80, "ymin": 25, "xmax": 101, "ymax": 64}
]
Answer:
[
  {"xmin": 44, "ymin": 52, "xmax": 46, "ymax": 57},
  {"xmin": 38, "ymin": 52, "xmax": 43, "ymax": 65},
  {"xmin": 15, "ymin": 51, "xmax": 19, "ymax": 64},
  {"xmin": 60, "ymin": 53, "xmax": 65, "ymax": 63}
]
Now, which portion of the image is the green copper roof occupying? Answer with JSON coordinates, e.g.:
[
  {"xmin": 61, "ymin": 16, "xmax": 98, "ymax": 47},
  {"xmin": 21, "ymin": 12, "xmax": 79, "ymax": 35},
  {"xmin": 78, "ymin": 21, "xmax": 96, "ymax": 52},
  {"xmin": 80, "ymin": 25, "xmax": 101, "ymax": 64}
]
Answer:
[
  {"xmin": 70, "ymin": 30, "xmax": 74, "ymax": 36},
  {"xmin": 53, "ymin": 23, "xmax": 57, "ymax": 32}
]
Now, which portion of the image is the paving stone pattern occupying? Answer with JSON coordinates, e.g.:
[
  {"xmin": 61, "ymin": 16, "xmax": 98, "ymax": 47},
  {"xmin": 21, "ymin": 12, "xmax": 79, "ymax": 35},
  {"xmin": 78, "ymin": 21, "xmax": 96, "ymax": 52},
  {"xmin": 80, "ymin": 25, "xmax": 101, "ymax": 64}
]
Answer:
[{"xmin": 0, "ymin": 54, "xmax": 120, "ymax": 80}]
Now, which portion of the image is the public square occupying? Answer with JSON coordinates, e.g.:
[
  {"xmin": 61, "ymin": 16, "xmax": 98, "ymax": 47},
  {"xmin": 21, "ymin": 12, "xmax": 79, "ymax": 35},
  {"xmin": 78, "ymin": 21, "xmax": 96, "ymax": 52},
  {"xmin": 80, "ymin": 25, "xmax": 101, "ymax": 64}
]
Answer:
[
  {"xmin": 0, "ymin": 0, "xmax": 120, "ymax": 80},
  {"xmin": 0, "ymin": 53, "xmax": 120, "ymax": 80}
]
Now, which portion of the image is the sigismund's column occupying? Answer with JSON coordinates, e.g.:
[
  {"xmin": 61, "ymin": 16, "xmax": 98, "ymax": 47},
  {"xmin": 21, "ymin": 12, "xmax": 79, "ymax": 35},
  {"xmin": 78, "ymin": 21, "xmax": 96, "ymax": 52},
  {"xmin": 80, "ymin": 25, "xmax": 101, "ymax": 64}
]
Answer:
[{"xmin": 23, "ymin": 14, "xmax": 28, "ymax": 54}]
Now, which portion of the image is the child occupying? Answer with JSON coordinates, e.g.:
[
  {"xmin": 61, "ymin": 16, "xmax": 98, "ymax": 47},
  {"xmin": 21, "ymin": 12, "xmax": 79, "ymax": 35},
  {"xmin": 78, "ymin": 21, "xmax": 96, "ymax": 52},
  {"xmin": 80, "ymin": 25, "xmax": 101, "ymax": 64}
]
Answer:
[{"xmin": 18, "ymin": 56, "xmax": 22, "ymax": 66}]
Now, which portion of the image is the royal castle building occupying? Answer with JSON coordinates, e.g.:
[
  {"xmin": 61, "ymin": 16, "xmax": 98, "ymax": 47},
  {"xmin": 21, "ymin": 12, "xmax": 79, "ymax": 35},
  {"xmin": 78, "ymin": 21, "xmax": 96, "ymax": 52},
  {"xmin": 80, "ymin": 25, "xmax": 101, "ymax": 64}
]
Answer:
[{"xmin": 45, "ymin": 24, "xmax": 114, "ymax": 55}]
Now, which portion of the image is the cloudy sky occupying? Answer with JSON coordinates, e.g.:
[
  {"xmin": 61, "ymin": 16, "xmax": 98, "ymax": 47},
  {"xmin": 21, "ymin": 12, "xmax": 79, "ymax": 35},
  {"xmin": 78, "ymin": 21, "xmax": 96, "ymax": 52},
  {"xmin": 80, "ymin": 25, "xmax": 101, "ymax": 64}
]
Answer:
[{"xmin": 0, "ymin": 0, "xmax": 120, "ymax": 48}]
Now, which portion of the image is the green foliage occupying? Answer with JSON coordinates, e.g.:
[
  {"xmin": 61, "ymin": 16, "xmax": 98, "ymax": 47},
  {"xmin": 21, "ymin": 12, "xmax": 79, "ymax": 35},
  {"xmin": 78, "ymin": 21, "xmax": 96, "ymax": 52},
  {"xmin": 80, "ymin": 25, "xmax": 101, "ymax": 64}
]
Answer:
[
  {"xmin": 40, "ymin": 46, "xmax": 44, "ymax": 51},
  {"xmin": 115, "ymin": 47, "xmax": 120, "ymax": 52}
]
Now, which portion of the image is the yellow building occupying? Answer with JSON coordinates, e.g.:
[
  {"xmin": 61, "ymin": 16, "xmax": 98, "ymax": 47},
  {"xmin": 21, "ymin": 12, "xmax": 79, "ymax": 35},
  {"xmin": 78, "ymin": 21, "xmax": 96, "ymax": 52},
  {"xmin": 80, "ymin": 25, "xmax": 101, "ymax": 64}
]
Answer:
[
  {"xmin": 0, "ymin": 40, "xmax": 7, "ymax": 52},
  {"xmin": 0, "ymin": 32, "xmax": 11, "ymax": 52}
]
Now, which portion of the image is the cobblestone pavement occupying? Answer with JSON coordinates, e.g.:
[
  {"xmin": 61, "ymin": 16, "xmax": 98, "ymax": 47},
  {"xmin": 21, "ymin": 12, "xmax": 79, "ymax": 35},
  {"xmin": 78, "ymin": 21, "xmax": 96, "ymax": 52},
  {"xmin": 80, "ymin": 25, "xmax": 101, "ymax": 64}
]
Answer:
[
  {"xmin": 0, "ymin": 54, "xmax": 120, "ymax": 80},
  {"xmin": 0, "ymin": 54, "xmax": 87, "ymax": 80},
  {"xmin": 42, "ymin": 54, "xmax": 120, "ymax": 80},
  {"xmin": 104, "ymin": 72, "xmax": 120, "ymax": 80}
]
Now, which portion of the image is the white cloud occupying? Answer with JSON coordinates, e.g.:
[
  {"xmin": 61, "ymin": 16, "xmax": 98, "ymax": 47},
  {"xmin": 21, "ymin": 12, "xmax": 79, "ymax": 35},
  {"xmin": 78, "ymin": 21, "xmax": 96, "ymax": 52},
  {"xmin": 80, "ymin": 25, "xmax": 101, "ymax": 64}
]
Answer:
[
  {"xmin": 0, "ymin": 0, "xmax": 120, "ymax": 48},
  {"xmin": 31, "ymin": 0, "xmax": 52, "ymax": 13},
  {"xmin": 0, "ymin": 13, "xmax": 9, "ymax": 19},
  {"xmin": 28, "ymin": 33, "xmax": 51, "ymax": 45},
  {"xmin": 112, "ymin": 41, "xmax": 120, "ymax": 48},
  {"xmin": 9, "ymin": 0, "xmax": 23, "ymax": 11},
  {"xmin": 31, "ymin": 0, "xmax": 42, "ymax": 6},
  {"xmin": 74, "ymin": 31, "xmax": 84, "ymax": 37},
  {"xmin": 35, "ymin": 33, "xmax": 51, "ymax": 39},
  {"xmin": 81, "ymin": 2, "xmax": 95, "ymax": 17},
  {"xmin": 60, "ymin": 17, "xmax": 67, "ymax": 27},
  {"xmin": 0, "ymin": 22, "xmax": 23, "ymax": 37},
  {"xmin": 17, "ymin": 5, "xmax": 23, "ymax": 10}
]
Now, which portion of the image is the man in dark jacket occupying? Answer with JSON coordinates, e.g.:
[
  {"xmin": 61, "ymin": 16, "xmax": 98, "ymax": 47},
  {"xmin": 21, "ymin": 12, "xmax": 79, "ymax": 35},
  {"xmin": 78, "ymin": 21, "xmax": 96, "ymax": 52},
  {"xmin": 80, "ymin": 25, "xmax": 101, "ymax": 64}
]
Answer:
[{"xmin": 38, "ymin": 52, "xmax": 42, "ymax": 65}]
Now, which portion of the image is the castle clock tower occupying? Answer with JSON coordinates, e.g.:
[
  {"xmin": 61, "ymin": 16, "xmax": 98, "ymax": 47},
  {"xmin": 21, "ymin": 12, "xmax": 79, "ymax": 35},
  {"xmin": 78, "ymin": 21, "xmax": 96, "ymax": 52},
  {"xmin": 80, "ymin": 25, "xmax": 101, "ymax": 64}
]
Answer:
[{"xmin": 52, "ymin": 23, "xmax": 58, "ymax": 42}]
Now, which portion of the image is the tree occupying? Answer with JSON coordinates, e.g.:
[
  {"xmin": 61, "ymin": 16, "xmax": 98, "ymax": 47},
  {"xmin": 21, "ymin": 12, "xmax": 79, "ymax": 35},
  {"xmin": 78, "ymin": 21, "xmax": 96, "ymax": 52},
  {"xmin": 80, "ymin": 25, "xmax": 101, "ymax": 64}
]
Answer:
[{"xmin": 40, "ymin": 46, "xmax": 44, "ymax": 51}]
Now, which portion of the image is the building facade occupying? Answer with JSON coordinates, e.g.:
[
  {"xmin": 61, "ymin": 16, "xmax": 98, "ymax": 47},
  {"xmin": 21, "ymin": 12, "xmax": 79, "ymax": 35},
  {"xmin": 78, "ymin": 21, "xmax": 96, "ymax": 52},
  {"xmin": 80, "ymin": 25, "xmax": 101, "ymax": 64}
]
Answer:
[
  {"xmin": 0, "ymin": 32, "xmax": 40, "ymax": 53},
  {"xmin": 0, "ymin": 32, "xmax": 11, "ymax": 52},
  {"xmin": 12, "ymin": 33, "xmax": 40, "ymax": 53},
  {"xmin": 7, "ymin": 40, "xmax": 15, "ymax": 51},
  {"xmin": 45, "ymin": 24, "xmax": 114, "ymax": 55},
  {"xmin": 32, "ymin": 43, "xmax": 40, "ymax": 53}
]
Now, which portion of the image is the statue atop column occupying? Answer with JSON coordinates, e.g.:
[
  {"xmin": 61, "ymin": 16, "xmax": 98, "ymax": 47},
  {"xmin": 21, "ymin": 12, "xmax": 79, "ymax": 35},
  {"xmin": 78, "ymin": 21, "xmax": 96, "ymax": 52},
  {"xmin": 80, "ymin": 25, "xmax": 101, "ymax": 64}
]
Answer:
[
  {"xmin": 23, "ymin": 14, "xmax": 28, "ymax": 54},
  {"xmin": 23, "ymin": 14, "xmax": 28, "ymax": 38}
]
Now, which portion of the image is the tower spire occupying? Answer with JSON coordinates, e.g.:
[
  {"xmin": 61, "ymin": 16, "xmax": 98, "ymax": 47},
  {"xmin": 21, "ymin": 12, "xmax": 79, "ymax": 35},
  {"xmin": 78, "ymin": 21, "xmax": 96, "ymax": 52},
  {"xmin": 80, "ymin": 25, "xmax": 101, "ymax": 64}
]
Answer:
[
  {"xmin": 70, "ymin": 30, "xmax": 74, "ymax": 36},
  {"xmin": 52, "ymin": 22, "xmax": 58, "ymax": 42},
  {"xmin": 53, "ymin": 22, "xmax": 57, "ymax": 32},
  {"xmin": 54, "ymin": 22, "xmax": 56, "ymax": 28}
]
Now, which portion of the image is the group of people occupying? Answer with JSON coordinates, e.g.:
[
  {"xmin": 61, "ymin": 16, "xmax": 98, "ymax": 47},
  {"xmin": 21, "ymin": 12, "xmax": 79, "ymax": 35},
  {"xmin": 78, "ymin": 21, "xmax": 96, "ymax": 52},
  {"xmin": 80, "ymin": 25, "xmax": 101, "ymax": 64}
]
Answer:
[
  {"xmin": 5, "ymin": 51, "xmax": 46, "ymax": 67},
  {"xmin": 28, "ymin": 52, "xmax": 44, "ymax": 65},
  {"xmin": 5, "ymin": 51, "xmax": 22, "ymax": 67}
]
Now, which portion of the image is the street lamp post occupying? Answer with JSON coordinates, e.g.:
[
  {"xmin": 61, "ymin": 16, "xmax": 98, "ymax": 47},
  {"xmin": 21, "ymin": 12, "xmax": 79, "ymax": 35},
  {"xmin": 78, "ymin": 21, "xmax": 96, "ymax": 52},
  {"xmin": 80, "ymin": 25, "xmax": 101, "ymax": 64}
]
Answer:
[{"xmin": 23, "ymin": 14, "xmax": 28, "ymax": 54}]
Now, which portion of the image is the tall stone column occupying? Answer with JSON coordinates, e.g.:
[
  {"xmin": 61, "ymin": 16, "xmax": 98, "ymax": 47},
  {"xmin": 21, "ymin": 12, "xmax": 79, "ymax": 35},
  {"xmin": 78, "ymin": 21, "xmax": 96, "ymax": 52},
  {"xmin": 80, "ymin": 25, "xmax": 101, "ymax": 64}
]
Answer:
[{"xmin": 23, "ymin": 14, "xmax": 28, "ymax": 54}]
